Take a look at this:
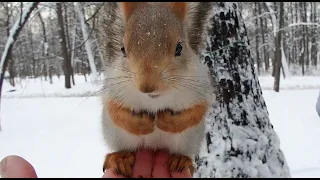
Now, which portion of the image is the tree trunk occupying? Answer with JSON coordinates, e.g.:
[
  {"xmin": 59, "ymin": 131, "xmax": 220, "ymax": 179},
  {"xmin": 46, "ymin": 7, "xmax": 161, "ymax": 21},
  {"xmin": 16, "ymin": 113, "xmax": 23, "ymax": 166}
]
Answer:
[
  {"xmin": 27, "ymin": 22, "xmax": 37, "ymax": 79},
  {"xmin": 299, "ymin": 2, "xmax": 305, "ymax": 75},
  {"xmin": 70, "ymin": 21, "xmax": 77, "ymax": 86},
  {"xmin": 194, "ymin": 2, "xmax": 290, "ymax": 177},
  {"xmin": 264, "ymin": 2, "xmax": 277, "ymax": 77},
  {"xmin": 304, "ymin": 2, "xmax": 309, "ymax": 69},
  {"xmin": 56, "ymin": 2, "xmax": 72, "ymax": 89},
  {"xmin": 5, "ymin": 2, "xmax": 15, "ymax": 87},
  {"xmin": 311, "ymin": 2, "xmax": 317, "ymax": 67},
  {"xmin": 37, "ymin": 9, "xmax": 51, "ymax": 83},
  {"xmin": 273, "ymin": 2, "xmax": 284, "ymax": 92},
  {"xmin": 75, "ymin": 2, "xmax": 98, "ymax": 83},
  {"xmin": 290, "ymin": 2, "xmax": 294, "ymax": 66},
  {"xmin": 63, "ymin": 3, "xmax": 75, "ymax": 86},
  {"xmin": 258, "ymin": 2, "xmax": 268, "ymax": 72},
  {"xmin": 254, "ymin": 2, "xmax": 261, "ymax": 75}
]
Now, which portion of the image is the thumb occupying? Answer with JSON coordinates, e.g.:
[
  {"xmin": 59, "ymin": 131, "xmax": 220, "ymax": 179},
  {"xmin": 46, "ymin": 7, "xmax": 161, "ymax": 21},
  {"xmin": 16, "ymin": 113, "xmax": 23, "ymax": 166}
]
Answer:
[{"xmin": 0, "ymin": 155, "xmax": 38, "ymax": 178}]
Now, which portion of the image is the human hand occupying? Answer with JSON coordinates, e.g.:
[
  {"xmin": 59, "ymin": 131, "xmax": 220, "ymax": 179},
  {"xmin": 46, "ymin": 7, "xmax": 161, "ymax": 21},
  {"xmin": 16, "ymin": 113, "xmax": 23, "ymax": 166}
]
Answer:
[
  {"xmin": 103, "ymin": 149, "xmax": 192, "ymax": 178},
  {"xmin": 0, "ymin": 149, "xmax": 192, "ymax": 178}
]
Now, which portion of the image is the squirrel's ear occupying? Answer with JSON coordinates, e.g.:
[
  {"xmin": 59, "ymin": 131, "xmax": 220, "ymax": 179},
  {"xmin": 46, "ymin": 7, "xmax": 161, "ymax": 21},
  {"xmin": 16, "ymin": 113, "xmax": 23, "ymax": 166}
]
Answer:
[
  {"xmin": 169, "ymin": 2, "xmax": 187, "ymax": 21},
  {"xmin": 120, "ymin": 2, "xmax": 146, "ymax": 22}
]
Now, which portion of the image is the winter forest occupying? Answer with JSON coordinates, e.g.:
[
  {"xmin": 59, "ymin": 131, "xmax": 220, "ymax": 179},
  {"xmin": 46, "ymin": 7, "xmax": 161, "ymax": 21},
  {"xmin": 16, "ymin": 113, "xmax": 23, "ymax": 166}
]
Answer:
[{"xmin": 0, "ymin": 2, "xmax": 320, "ymax": 178}]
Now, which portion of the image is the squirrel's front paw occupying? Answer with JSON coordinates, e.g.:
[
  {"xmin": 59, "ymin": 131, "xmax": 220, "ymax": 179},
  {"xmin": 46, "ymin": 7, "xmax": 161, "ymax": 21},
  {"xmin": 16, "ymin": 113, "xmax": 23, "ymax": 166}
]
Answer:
[
  {"xmin": 157, "ymin": 109, "xmax": 183, "ymax": 133},
  {"xmin": 103, "ymin": 151, "xmax": 135, "ymax": 177},
  {"xmin": 131, "ymin": 111, "xmax": 155, "ymax": 135},
  {"xmin": 169, "ymin": 154, "xmax": 195, "ymax": 176}
]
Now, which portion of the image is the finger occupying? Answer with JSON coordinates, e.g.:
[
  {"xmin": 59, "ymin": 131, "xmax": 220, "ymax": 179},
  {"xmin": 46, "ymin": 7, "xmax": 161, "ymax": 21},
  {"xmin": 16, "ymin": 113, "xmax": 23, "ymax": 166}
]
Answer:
[
  {"xmin": 132, "ymin": 148, "xmax": 153, "ymax": 178},
  {"xmin": 151, "ymin": 150, "xmax": 171, "ymax": 178},
  {"xmin": 102, "ymin": 168, "xmax": 126, "ymax": 178},
  {"xmin": 0, "ymin": 155, "xmax": 37, "ymax": 178},
  {"xmin": 171, "ymin": 167, "xmax": 192, "ymax": 178}
]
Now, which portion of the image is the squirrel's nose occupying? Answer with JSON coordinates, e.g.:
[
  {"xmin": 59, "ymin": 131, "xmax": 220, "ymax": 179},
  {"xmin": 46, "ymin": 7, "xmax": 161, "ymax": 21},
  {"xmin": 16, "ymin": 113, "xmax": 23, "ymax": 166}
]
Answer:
[{"xmin": 139, "ymin": 85, "xmax": 155, "ymax": 94}]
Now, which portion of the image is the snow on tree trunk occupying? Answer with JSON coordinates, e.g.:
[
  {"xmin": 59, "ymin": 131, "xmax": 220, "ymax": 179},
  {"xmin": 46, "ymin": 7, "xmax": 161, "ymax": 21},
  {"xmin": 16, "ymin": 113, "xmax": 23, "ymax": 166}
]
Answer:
[
  {"xmin": 74, "ymin": 2, "xmax": 98, "ymax": 84},
  {"xmin": 70, "ymin": 24, "xmax": 76, "ymax": 71},
  {"xmin": 316, "ymin": 90, "xmax": 320, "ymax": 117},
  {"xmin": 194, "ymin": 2, "xmax": 290, "ymax": 177},
  {"xmin": 281, "ymin": 39, "xmax": 290, "ymax": 78},
  {"xmin": 0, "ymin": 2, "xmax": 39, "ymax": 131},
  {"xmin": 265, "ymin": 2, "xmax": 277, "ymax": 38}
]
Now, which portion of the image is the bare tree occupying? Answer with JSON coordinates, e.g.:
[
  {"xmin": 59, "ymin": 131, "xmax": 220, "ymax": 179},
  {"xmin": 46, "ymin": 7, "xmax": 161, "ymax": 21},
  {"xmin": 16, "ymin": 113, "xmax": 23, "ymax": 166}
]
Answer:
[
  {"xmin": 254, "ymin": 2, "xmax": 261, "ymax": 75},
  {"xmin": 37, "ymin": 8, "xmax": 52, "ymax": 84},
  {"xmin": 273, "ymin": 2, "xmax": 284, "ymax": 92},
  {"xmin": 56, "ymin": 2, "xmax": 72, "ymax": 89},
  {"xmin": 75, "ymin": 2, "xmax": 98, "ymax": 83},
  {"xmin": 4, "ymin": 2, "xmax": 15, "ymax": 87}
]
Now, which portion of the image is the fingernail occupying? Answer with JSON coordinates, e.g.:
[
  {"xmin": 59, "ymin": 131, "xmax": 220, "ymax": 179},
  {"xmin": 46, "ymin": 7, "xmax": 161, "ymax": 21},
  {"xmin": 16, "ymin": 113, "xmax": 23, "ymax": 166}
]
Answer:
[{"xmin": 0, "ymin": 157, "xmax": 8, "ymax": 177}]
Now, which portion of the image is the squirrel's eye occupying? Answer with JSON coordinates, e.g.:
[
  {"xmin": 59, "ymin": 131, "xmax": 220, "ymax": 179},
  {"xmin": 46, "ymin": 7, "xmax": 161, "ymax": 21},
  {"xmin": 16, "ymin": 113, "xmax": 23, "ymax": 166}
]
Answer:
[
  {"xmin": 175, "ymin": 42, "xmax": 182, "ymax": 56},
  {"xmin": 121, "ymin": 47, "xmax": 126, "ymax": 57}
]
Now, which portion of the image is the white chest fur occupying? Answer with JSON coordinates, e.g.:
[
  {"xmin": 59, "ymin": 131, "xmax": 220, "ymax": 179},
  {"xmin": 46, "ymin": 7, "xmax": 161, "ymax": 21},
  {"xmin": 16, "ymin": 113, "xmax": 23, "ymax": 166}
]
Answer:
[{"xmin": 102, "ymin": 109, "xmax": 205, "ymax": 157}]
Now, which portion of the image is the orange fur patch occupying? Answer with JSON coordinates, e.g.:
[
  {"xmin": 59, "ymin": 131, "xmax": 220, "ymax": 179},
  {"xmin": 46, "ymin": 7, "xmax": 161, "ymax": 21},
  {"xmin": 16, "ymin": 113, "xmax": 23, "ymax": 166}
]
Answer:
[
  {"xmin": 169, "ymin": 154, "xmax": 195, "ymax": 175},
  {"xmin": 103, "ymin": 151, "xmax": 136, "ymax": 177},
  {"xmin": 169, "ymin": 2, "xmax": 187, "ymax": 21},
  {"xmin": 107, "ymin": 100, "xmax": 155, "ymax": 135},
  {"xmin": 121, "ymin": 2, "xmax": 147, "ymax": 22},
  {"xmin": 156, "ymin": 101, "xmax": 208, "ymax": 133}
]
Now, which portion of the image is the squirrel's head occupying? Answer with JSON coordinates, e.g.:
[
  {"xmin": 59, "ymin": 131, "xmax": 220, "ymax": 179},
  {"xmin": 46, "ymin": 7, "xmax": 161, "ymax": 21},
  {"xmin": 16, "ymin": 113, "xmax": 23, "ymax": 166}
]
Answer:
[{"xmin": 119, "ymin": 2, "xmax": 197, "ymax": 97}]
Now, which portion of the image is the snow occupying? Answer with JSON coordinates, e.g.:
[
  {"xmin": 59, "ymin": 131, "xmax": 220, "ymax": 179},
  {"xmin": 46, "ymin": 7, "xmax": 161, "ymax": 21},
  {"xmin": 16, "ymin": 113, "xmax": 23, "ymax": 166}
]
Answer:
[
  {"xmin": 0, "ymin": 97, "xmax": 107, "ymax": 178},
  {"xmin": 281, "ymin": 40, "xmax": 290, "ymax": 78},
  {"xmin": 2, "ymin": 75, "xmax": 104, "ymax": 98},
  {"xmin": 3, "ymin": 75, "xmax": 320, "ymax": 98},
  {"xmin": 0, "ymin": 77, "xmax": 320, "ymax": 177}
]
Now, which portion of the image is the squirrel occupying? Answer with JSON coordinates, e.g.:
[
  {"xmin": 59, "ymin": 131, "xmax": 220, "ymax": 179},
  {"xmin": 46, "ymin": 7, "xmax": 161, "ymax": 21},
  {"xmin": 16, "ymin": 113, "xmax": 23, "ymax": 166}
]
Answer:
[{"xmin": 97, "ymin": 2, "xmax": 215, "ymax": 177}]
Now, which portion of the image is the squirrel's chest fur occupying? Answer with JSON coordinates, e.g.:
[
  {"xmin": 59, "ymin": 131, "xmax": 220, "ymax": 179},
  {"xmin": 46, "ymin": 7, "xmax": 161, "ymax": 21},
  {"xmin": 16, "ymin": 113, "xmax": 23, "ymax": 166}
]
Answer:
[
  {"xmin": 101, "ymin": 72, "xmax": 211, "ymax": 156},
  {"xmin": 101, "ymin": 94, "xmax": 206, "ymax": 157}
]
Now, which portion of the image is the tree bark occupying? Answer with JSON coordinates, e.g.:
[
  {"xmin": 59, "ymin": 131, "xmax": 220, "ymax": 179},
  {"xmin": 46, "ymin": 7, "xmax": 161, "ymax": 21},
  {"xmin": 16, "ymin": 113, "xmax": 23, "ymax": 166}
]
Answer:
[
  {"xmin": 5, "ymin": 2, "xmax": 15, "ymax": 87},
  {"xmin": 194, "ymin": 2, "xmax": 290, "ymax": 177},
  {"xmin": 304, "ymin": 2, "xmax": 309, "ymax": 69},
  {"xmin": 63, "ymin": 3, "xmax": 75, "ymax": 86},
  {"xmin": 274, "ymin": 2, "xmax": 284, "ymax": 92},
  {"xmin": 37, "ymin": 8, "xmax": 52, "ymax": 84},
  {"xmin": 28, "ymin": 22, "xmax": 37, "ymax": 78},
  {"xmin": 311, "ymin": 2, "xmax": 317, "ymax": 67},
  {"xmin": 258, "ymin": 2, "xmax": 268, "ymax": 72},
  {"xmin": 56, "ymin": 2, "xmax": 72, "ymax": 89},
  {"xmin": 254, "ymin": 2, "xmax": 261, "ymax": 75},
  {"xmin": 299, "ymin": 2, "xmax": 305, "ymax": 75},
  {"xmin": 75, "ymin": 2, "xmax": 98, "ymax": 83}
]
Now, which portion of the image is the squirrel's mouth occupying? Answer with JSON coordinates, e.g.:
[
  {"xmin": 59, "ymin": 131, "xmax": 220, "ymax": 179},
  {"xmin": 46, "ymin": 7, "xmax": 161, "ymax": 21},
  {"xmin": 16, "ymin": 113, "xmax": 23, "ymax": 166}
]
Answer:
[{"xmin": 148, "ymin": 93, "xmax": 160, "ymax": 98}]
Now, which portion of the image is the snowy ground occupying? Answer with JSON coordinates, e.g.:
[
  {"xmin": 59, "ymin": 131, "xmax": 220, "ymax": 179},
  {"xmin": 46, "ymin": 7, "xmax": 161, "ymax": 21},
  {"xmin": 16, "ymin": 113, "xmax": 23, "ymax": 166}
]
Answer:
[
  {"xmin": 2, "ymin": 75, "xmax": 320, "ymax": 98},
  {"xmin": 1, "ymin": 75, "xmax": 320, "ymax": 177}
]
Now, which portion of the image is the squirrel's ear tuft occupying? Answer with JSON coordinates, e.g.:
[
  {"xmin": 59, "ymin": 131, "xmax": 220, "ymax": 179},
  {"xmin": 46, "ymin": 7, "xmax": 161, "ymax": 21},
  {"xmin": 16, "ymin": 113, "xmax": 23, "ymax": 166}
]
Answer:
[
  {"xmin": 169, "ymin": 2, "xmax": 187, "ymax": 21},
  {"xmin": 120, "ymin": 2, "xmax": 146, "ymax": 22}
]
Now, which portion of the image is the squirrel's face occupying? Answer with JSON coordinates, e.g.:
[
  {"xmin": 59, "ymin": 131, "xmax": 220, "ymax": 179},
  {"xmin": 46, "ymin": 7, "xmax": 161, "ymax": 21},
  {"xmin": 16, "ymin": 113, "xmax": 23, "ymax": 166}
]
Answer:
[{"xmin": 120, "ymin": 2, "xmax": 194, "ymax": 97}]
